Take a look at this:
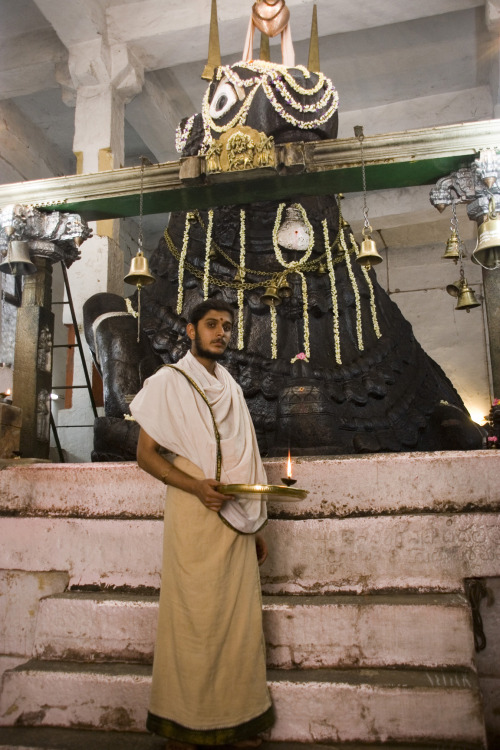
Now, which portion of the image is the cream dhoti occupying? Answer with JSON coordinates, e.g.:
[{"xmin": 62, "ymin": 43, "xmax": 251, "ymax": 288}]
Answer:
[{"xmin": 147, "ymin": 456, "xmax": 273, "ymax": 743}]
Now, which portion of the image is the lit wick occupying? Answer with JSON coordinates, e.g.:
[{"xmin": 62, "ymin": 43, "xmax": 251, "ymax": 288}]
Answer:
[{"xmin": 281, "ymin": 449, "xmax": 296, "ymax": 487}]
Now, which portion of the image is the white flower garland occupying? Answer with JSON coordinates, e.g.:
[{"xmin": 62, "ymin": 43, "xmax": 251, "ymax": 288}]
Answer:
[
  {"xmin": 272, "ymin": 203, "xmax": 315, "ymax": 267},
  {"xmin": 202, "ymin": 61, "xmax": 339, "ymax": 140},
  {"xmin": 270, "ymin": 304, "xmax": 278, "ymax": 359},
  {"xmin": 203, "ymin": 209, "xmax": 214, "ymax": 300},
  {"xmin": 238, "ymin": 209, "xmax": 246, "ymax": 350},
  {"xmin": 298, "ymin": 271, "xmax": 310, "ymax": 361},
  {"xmin": 175, "ymin": 115, "xmax": 195, "ymax": 154},
  {"xmin": 340, "ymin": 226, "xmax": 363, "ymax": 351},
  {"xmin": 322, "ymin": 219, "xmax": 341, "ymax": 365},
  {"xmin": 176, "ymin": 214, "xmax": 191, "ymax": 314}
]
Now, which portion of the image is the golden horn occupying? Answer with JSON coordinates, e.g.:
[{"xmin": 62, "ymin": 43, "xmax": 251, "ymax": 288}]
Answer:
[
  {"xmin": 260, "ymin": 32, "xmax": 270, "ymax": 62},
  {"xmin": 201, "ymin": 0, "xmax": 221, "ymax": 81},
  {"xmin": 308, "ymin": 4, "xmax": 320, "ymax": 73}
]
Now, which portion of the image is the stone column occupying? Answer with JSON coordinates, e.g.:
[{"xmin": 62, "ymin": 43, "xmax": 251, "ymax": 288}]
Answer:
[{"xmin": 65, "ymin": 40, "xmax": 144, "ymax": 321}]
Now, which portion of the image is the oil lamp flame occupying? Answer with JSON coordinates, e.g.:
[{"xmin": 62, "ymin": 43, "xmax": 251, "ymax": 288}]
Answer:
[{"xmin": 282, "ymin": 450, "xmax": 297, "ymax": 487}]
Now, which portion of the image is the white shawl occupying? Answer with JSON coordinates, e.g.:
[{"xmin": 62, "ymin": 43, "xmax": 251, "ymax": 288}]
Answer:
[{"xmin": 130, "ymin": 351, "xmax": 267, "ymax": 534}]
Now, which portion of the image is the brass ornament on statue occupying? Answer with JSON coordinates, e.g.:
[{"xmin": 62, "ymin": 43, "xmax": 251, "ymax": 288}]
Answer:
[
  {"xmin": 0, "ymin": 240, "xmax": 37, "ymax": 276},
  {"xmin": 124, "ymin": 251, "xmax": 155, "ymax": 288},
  {"xmin": 455, "ymin": 279, "xmax": 481, "ymax": 311},
  {"xmin": 442, "ymin": 229, "xmax": 460, "ymax": 260},
  {"xmin": 260, "ymin": 282, "xmax": 281, "ymax": 306},
  {"xmin": 472, "ymin": 199, "xmax": 500, "ymax": 270}
]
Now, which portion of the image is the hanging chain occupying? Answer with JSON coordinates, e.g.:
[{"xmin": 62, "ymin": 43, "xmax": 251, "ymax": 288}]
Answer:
[
  {"xmin": 355, "ymin": 125, "xmax": 371, "ymax": 236},
  {"xmin": 138, "ymin": 157, "xmax": 146, "ymax": 253},
  {"xmin": 451, "ymin": 201, "xmax": 466, "ymax": 282}
]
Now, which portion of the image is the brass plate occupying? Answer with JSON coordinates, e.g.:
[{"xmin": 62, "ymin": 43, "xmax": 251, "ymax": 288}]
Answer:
[{"xmin": 217, "ymin": 483, "xmax": 308, "ymax": 502}]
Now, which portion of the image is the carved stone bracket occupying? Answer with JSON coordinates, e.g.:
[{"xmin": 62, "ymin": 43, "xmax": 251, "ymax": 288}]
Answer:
[
  {"xmin": 0, "ymin": 204, "xmax": 92, "ymax": 268},
  {"xmin": 429, "ymin": 148, "xmax": 500, "ymax": 223}
]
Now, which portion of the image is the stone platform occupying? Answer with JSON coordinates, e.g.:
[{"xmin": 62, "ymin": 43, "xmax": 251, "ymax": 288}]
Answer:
[{"xmin": 0, "ymin": 451, "xmax": 499, "ymax": 748}]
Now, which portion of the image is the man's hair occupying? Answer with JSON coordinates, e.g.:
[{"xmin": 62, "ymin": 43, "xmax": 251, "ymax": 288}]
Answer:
[{"xmin": 189, "ymin": 299, "xmax": 235, "ymax": 326}]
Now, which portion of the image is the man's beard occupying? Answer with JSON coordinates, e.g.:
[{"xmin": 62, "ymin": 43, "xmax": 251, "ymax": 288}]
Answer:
[{"xmin": 193, "ymin": 332, "xmax": 227, "ymax": 360}]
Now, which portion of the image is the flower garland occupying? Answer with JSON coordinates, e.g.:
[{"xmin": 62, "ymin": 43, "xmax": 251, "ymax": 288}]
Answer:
[
  {"xmin": 272, "ymin": 203, "xmax": 315, "ymax": 267},
  {"xmin": 270, "ymin": 304, "xmax": 278, "ymax": 359},
  {"xmin": 322, "ymin": 219, "xmax": 341, "ymax": 365},
  {"xmin": 238, "ymin": 209, "xmax": 246, "ymax": 349},
  {"xmin": 354, "ymin": 234, "xmax": 382, "ymax": 340},
  {"xmin": 203, "ymin": 209, "xmax": 214, "ymax": 300},
  {"xmin": 176, "ymin": 214, "xmax": 191, "ymax": 314},
  {"xmin": 202, "ymin": 61, "xmax": 339, "ymax": 142},
  {"xmin": 340, "ymin": 226, "xmax": 363, "ymax": 351},
  {"xmin": 292, "ymin": 271, "xmax": 311, "ymax": 362},
  {"xmin": 175, "ymin": 115, "xmax": 195, "ymax": 154}
]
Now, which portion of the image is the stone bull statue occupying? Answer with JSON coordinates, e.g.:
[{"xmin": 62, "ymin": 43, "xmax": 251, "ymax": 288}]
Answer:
[{"xmin": 83, "ymin": 60, "xmax": 483, "ymax": 461}]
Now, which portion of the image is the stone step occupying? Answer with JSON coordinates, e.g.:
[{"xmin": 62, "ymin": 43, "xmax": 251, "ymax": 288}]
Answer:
[
  {"xmin": 0, "ymin": 661, "xmax": 486, "ymax": 746},
  {"xmin": 0, "ymin": 451, "xmax": 497, "ymax": 519},
  {"xmin": 0, "ymin": 727, "xmax": 485, "ymax": 750},
  {"xmin": 1, "ymin": 513, "xmax": 499, "ymax": 593},
  {"xmin": 33, "ymin": 591, "xmax": 475, "ymax": 670}
]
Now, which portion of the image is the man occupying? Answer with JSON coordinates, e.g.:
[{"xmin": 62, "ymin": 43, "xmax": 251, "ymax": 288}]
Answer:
[{"xmin": 130, "ymin": 299, "xmax": 274, "ymax": 748}]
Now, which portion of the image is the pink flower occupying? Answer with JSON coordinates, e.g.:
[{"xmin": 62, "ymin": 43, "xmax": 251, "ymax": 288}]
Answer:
[
  {"xmin": 493, "ymin": 399, "xmax": 500, "ymax": 406},
  {"xmin": 295, "ymin": 352, "xmax": 307, "ymax": 360},
  {"xmin": 487, "ymin": 436, "xmax": 498, "ymax": 443}
]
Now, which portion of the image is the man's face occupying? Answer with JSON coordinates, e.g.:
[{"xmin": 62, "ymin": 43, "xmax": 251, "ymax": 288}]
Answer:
[{"xmin": 188, "ymin": 310, "xmax": 233, "ymax": 360}]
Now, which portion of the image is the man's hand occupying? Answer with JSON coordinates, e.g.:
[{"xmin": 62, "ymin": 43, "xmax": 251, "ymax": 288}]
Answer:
[
  {"xmin": 194, "ymin": 478, "xmax": 232, "ymax": 511},
  {"xmin": 255, "ymin": 535, "xmax": 268, "ymax": 566}
]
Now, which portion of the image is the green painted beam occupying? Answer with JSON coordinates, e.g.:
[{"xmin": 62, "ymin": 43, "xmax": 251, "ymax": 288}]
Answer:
[{"xmin": 0, "ymin": 120, "xmax": 499, "ymax": 220}]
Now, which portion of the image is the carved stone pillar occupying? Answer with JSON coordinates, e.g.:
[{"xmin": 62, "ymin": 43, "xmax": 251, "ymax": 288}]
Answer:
[
  {"xmin": 0, "ymin": 204, "xmax": 91, "ymax": 459},
  {"xmin": 13, "ymin": 257, "xmax": 54, "ymax": 457}
]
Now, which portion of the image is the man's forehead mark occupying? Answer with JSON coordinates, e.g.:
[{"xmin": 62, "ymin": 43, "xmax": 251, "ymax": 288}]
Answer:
[{"xmin": 201, "ymin": 313, "xmax": 233, "ymax": 325}]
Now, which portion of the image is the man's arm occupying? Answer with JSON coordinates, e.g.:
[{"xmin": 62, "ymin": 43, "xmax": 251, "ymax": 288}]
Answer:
[{"xmin": 137, "ymin": 427, "xmax": 232, "ymax": 511}]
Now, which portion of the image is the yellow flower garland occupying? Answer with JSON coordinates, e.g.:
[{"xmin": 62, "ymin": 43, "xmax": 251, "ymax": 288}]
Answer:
[
  {"xmin": 203, "ymin": 209, "xmax": 214, "ymax": 300},
  {"xmin": 238, "ymin": 209, "xmax": 246, "ymax": 350},
  {"xmin": 270, "ymin": 304, "xmax": 278, "ymax": 359},
  {"xmin": 322, "ymin": 220, "xmax": 341, "ymax": 365},
  {"xmin": 176, "ymin": 214, "xmax": 191, "ymax": 314},
  {"xmin": 340, "ymin": 226, "xmax": 363, "ymax": 351}
]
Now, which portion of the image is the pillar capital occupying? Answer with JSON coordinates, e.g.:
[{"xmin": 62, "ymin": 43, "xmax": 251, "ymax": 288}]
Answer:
[
  {"xmin": 68, "ymin": 39, "xmax": 144, "ymax": 105},
  {"xmin": 486, "ymin": 0, "xmax": 500, "ymax": 32}
]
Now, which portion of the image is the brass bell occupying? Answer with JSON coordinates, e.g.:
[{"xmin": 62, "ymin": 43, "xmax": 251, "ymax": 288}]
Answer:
[
  {"xmin": 446, "ymin": 279, "xmax": 462, "ymax": 298},
  {"xmin": 317, "ymin": 261, "xmax": 328, "ymax": 274},
  {"xmin": 209, "ymin": 244, "xmax": 217, "ymax": 260},
  {"xmin": 0, "ymin": 240, "xmax": 37, "ymax": 276},
  {"xmin": 277, "ymin": 274, "xmax": 293, "ymax": 299},
  {"xmin": 472, "ymin": 202, "xmax": 500, "ymax": 269},
  {"xmin": 442, "ymin": 230, "xmax": 460, "ymax": 260},
  {"xmin": 356, "ymin": 229, "xmax": 383, "ymax": 268},
  {"xmin": 260, "ymin": 283, "xmax": 281, "ymax": 307},
  {"xmin": 455, "ymin": 279, "xmax": 481, "ymax": 311},
  {"xmin": 124, "ymin": 251, "xmax": 155, "ymax": 287}
]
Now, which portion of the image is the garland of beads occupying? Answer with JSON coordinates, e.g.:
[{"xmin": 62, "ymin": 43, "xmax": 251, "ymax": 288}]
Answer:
[
  {"xmin": 322, "ymin": 219, "xmax": 342, "ymax": 365},
  {"xmin": 272, "ymin": 203, "xmax": 315, "ymax": 267},
  {"xmin": 261, "ymin": 78, "xmax": 339, "ymax": 130},
  {"xmin": 270, "ymin": 304, "xmax": 278, "ymax": 359},
  {"xmin": 237, "ymin": 209, "xmax": 246, "ymax": 349},
  {"xmin": 176, "ymin": 214, "xmax": 191, "ymax": 314},
  {"xmin": 203, "ymin": 210, "xmax": 214, "ymax": 300},
  {"xmin": 339, "ymin": 225, "xmax": 363, "ymax": 351},
  {"xmin": 175, "ymin": 115, "xmax": 195, "ymax": 154}
]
